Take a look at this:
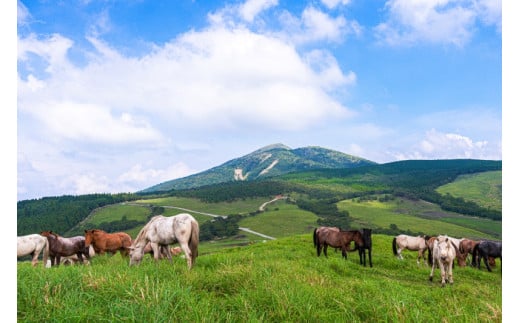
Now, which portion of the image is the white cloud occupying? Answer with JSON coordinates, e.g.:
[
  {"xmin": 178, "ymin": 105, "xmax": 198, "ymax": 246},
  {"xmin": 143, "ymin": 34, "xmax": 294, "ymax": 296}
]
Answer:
[
  {"xmin": 118, "ymin": 162, "xmax": 195, "ymax": 184},
  {"xmin": 17, "ymin": 4, "xmax": 360, "ymax": 200},
  {"xmin": 239, "ymin": 0, "xmax": 278, "ymax": 22},
  {"xmin": 375, "ymin": 0, "xmax": 501, "ymax": 46},
  {"xmin": 321, "ymin": 0, "xmax": 352, "ymax": 10},
  {"xmin": 392, "ymin": 129, "xmax": 500, "ymax": 160},
  {"xmin": 279, "ymin": 6, "xmax": 361, "ymax": 44}
]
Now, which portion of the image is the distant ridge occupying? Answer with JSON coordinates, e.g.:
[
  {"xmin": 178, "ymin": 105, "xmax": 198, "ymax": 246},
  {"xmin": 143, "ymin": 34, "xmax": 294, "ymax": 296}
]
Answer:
[{"xmin": 140, "ymin": 143, "xmax": 377, "ymax": 193}]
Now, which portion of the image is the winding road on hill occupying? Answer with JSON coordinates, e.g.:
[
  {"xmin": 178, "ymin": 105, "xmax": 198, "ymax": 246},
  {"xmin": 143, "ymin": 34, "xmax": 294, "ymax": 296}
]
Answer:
[
  {"xmin": 161, "ymin": 205, "xmax": 276, "ymax": 240},
  {"xmin": 124, "ymin": 196, "xmax": 286, "ymax": 240}
]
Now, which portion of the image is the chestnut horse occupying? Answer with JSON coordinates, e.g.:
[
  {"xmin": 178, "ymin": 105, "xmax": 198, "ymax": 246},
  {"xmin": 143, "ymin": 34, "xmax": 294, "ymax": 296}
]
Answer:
[
  {"xmin": 40, "ymin": 231, "xmax": 90, "ymax": 267},
  {"xmin": 459, "ymin": 238, "xmax": 479, "ymax": 265},
  {"xmin": 84, "ymin": 229, "xmax": 132, "ymax": 257},
  {"xmin": 314, "ymin": 228, "xmax": 364, "ymax": 260}
]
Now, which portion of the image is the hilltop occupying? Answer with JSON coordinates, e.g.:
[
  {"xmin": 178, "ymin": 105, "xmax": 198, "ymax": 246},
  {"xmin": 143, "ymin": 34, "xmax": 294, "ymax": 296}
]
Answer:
[{"xmin": 140, "ymin": 143, "xmax": 376, "ymax": 193}]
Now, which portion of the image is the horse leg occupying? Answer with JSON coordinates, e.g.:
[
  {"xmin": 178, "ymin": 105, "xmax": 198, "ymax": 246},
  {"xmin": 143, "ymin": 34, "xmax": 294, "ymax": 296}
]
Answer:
[
  {"xmin": 447, "ymin": 261, "xmax": 454, "ymax": 284},
  {"xmin": 368, "ymin": 248, "xmax": 373, "ymax": 267},
  {"xmin": 179, "ymin": 242, "xmax": 193, "ymax": 269},
  {"xmin": 31, "ymin": 251, "xmax": 38, "ymax": 267},
  {"xmin": 55, "ymin": 255, "xmax": 61, "ymax": 267},
  {"xmin": 429, "ymin": 261, "xmax": 436, "ymax": 282},
  {"xmin": 484, "ymin": 256, "xmax": 492, "ymax": 272},
  {"xmin": 163, "ymin": 245, "xmax": 173, "ymax": 263},
  {"xmin": 323, "ymin": 245, "xmax": 328, "ymax": 258},
  {"xmin": 77, "ymin": 252, "xmax": 85, "ymax": 265},
  {"xmin": 440, "ymin": 263, "xmax": 447, "ymax": 287}
]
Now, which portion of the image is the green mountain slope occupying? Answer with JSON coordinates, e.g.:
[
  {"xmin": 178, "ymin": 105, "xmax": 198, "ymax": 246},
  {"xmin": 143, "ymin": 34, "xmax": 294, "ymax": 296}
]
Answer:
[{"xmin": 140, "ymin": 143, "xmax": 376, "ymax": 193}]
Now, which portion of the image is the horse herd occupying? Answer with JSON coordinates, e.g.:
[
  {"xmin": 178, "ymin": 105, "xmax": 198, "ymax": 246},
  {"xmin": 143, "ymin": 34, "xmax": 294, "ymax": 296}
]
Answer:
[
  {"xmin": 17, "ymin": 215, "xmax": 501, "ymax": 287},
  {"xmin": 17, "ymin": 213, "xmax": 200, "ymax": 270},
  {"xmin": 313, "ymin": 227, "xmax": 501, "ymax": 287}
]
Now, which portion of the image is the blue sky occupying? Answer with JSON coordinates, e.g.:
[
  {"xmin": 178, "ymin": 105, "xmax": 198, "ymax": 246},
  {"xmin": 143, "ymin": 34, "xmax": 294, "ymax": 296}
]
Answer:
[{"xmin": 16, "ymin": 0, "xmax": 503, "ymax": 201}]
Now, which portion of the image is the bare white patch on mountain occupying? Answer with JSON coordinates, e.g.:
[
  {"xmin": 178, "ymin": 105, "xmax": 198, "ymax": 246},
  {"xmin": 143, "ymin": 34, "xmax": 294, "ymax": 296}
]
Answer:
[
  {"xmin": 234, "ymin": 168, "xmax": 248, "ymax": 180},
  {"xmin": 259, "ymin": 153, "xmax": 272, "ymax": 163},
  {"xmin": 259, "ymin": 159, "xmax": 279, "ymax": 176}
]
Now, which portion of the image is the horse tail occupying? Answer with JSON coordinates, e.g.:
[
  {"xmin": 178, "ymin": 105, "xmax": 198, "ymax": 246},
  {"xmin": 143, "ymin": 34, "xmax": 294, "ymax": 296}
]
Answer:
[
  {"xmin": 392, "ymin": 237, "xmax": 397, "ymax": 256},
  {"xmin": 472, "ymin": 242, "xmax": 480, "ymax": 267},
  {"xmin": 313, "ymin": 228, "xmax": 318, "ymax": 247},
  {"xmin": 42, "ymin": 238, "xmax": 49, "ymax": 268},
  {"xmin": 189, "ymin": 219, "xmax": 200, "ymax": 265}
]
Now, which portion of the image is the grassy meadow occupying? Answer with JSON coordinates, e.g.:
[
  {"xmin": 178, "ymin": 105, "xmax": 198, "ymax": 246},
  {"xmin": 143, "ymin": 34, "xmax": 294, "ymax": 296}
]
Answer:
[
  {"xmin": 436, "ymin": 171, "xmax": 502, "ymax": 212},
  {"xmin": 17, "ymin": 234, "xmax": 502, "ymax": 322}
]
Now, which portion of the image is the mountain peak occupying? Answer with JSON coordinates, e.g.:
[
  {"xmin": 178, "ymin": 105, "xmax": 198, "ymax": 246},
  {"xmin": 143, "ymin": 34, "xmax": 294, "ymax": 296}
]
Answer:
[
  {"xmin": 253, "ymin": 143, "xmax": 291, "ymax": 153},
  {"xmin": 140, "ymin": 144, "xmax": 377, "ymax": 193}
]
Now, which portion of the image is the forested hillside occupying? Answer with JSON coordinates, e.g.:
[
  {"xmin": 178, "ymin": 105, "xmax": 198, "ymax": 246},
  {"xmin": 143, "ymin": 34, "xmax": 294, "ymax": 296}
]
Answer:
[{"xmin": 17, "ymin": 159, "xmax": 501, "ymax": 237}]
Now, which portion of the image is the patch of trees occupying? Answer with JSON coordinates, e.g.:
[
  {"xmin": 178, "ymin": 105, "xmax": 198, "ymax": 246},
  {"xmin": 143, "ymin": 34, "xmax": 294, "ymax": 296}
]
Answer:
[
  {"xmin": 199, "ymin": 215, "xmax": 241, "ymax": 241},
  {"xmin": 167, "ymin": 180, "xmax": 298, "ymax": 203},
  {"xmin": 17, "ymin": 193, "xmax": 139, "ymax": 236},
  {"xmin": 296, "ymin": 198, "xmax": 352, "ymax": 229},
  {"xmin": 78, "ymin": 216, "xmax": 144, "ymax": 236}
]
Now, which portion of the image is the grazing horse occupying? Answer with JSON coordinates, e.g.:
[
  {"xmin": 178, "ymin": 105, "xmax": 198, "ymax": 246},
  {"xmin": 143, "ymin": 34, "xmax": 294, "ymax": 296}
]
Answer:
[
  {"xmin": 314, "ymin": 228, "xmax": 364, "ymax": 260},
  {"xmin": 84, "ymin": 229, "xmax": 132, "ymax": 257},
  {"xmin": 17, "ymin": 234, "xmax": 49, "ymax": 267},
  {"xmin": 429, "ymin": 235, "xmax": 459, "ymax": 287},
  {"xmin": 129, "ymin": 213, "xmax": 199, "ymax": 269},
  {"xmin": 358, "ymin": 228, "xmax": 373, "ymax": 267},
  {"xmin": 40, "ymin": 231, "xmax": 90, "ymax": 267},
  {"xmin": 459, "ymin": 238, "xmax": 479, "ymax": 265},
  {"xmin": 392, "ymin": 234, "xmax": 430, "ymax": 265},
  {"xmin": 473, "ymin": 240, "xmax": 502, "ymax": 272}
]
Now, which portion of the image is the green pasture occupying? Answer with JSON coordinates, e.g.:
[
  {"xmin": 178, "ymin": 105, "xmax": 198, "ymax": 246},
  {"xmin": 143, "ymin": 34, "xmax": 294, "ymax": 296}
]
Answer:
[
  {"xmin": 436, "ymin": 171, "xmax": 502, "ymax": 211},
  {"xmin": 238, "ymin": 200, "xmax": 318, "ymax": 238},
  {"xmin": 338, "ymin": 198, "xmax": 499, "ymax": 240},
  {"xmin": 17, "ymin": 234, "xmax": 502, "ymax": 322},
  {"xmin": 133, "ymin": 196, "xmax": 268, "ymax": 216},
  {"xmin": 87, "ymin": 203, "xmax": 150, "ymax": 225}
]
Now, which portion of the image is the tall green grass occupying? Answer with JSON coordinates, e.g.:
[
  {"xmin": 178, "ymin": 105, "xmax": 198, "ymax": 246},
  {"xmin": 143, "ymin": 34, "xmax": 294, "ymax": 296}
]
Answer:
[{"xmin": 18, "ymin": 234, "xmax": 502, "ymax": 322}]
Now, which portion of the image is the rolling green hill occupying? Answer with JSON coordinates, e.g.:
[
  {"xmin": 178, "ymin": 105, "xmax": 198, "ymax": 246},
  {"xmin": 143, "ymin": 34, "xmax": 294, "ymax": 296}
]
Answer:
[{"xmin": 436, "ymin": 170, "xmax": 502, "ymax": 211}]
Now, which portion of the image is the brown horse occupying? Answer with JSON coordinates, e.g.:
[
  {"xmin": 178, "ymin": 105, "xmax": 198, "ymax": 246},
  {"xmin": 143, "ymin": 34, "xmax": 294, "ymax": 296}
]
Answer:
[
  {"xmin": 40, "ymin": 230, "xmax": 90, "ymax": 267},
  {"xmin": 459, "ymin": 238, "xmax": 479, "ymax": 265},
  {"xmin": 84, "ymin": 229, "xmax": 133, "ymax": 257},
  {"xmin": 313, "ymin": 228, "xmax": 364, "ymax": 260}
]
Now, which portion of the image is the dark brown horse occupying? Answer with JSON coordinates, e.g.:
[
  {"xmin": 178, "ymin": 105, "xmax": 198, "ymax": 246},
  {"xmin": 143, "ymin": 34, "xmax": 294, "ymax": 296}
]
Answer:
[
  {"xmin": 358, "ymin": 228, "xmax": 373, "ymax": 267},
  {"xmin": 313, "ymin": 228, "xmax": 364, "ymax": 260},
  {"xmin": 84, "ymin": 229, "xmax": 133, "ymax": 257},
  {"xmin": 40, "ymin": 230, "xmax": 90, "ymax": 267}
]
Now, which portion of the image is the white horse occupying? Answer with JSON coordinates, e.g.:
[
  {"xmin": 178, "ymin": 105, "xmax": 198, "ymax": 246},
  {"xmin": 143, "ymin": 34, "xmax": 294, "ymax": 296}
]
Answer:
[
  {"xmin": 429, "ymin": 235, "xmax": 458, "ymax": 287},
  {"xmin": 129, "ymin": 213, "xmax": 199, "ymax": 269},
  {"xmin": 17, "ymin": 234, "xmax": 49, "ymax": 267},
  {"xmin": 392, "ymin": 234, "xmax": 430, "ymax": 265}
]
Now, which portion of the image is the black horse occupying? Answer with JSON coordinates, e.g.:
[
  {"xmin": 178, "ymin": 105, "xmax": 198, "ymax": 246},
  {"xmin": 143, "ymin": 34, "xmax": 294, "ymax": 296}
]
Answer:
[
  {"xmin": 472, "ymin": 240, "xmax": 501, "ymax": 272},
  {"xmin": 357, "ymin": 228, "xmax": 373, "ymax": 267}
]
